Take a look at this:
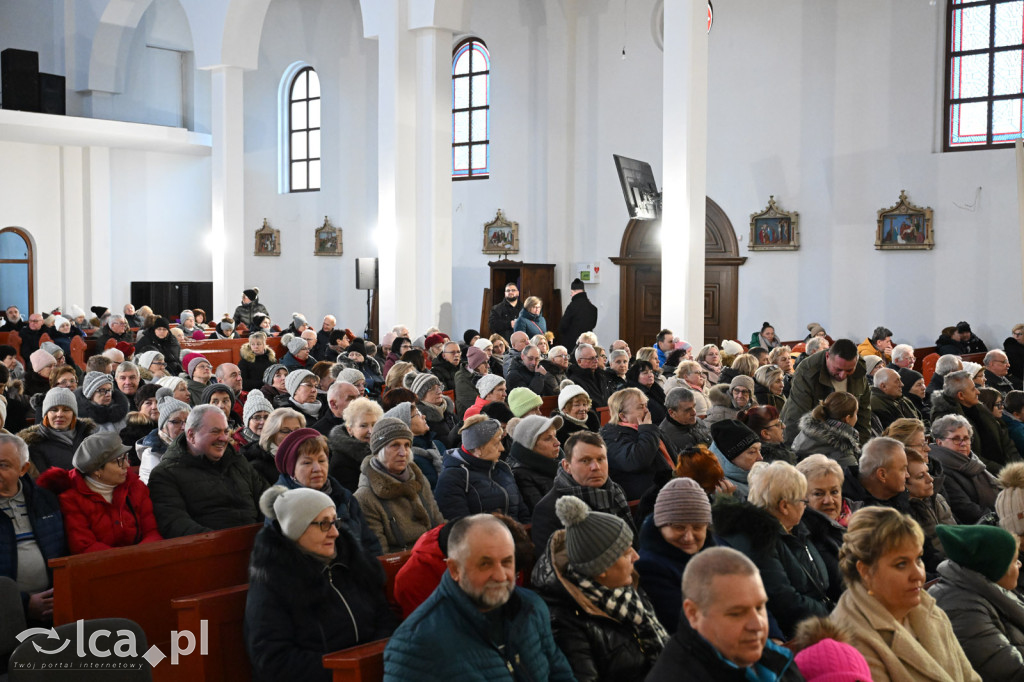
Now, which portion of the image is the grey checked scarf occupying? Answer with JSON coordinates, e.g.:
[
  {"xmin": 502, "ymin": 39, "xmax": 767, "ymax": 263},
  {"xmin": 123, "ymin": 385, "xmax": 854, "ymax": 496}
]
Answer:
[{"xmin": 566, "ymin": 565, "xmax": 669, "ymax": 648}]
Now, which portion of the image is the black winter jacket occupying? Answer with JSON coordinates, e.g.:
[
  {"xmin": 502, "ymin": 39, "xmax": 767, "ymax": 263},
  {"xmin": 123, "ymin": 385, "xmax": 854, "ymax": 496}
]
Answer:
[
  {"xmin": 133, "ymin": 329, "xmax": 183, "ymax": 375},
  {"xmin": 600, "ymin": 422, "xmax": 671, "ymax": 500},
  {"xmin": 532, "ymin": 530, "xmax": 661, "ymax": 682},
  {"xmin": 245, "ymin": 521, "xmax": 396, "ymax": 682},
  {"xmin": 508, "ymin": 441, "xmax": 559, "ymax": 517},
  {"xmin": 240, "ymin": 440, "xmax": 278, "ymax": 486},
  {"xmin": 148, "ymin": 433, "xmax": 268, "ymax": 538},
  {"xmin": 557, "ymin": 292, "xmax": 598, "ymax": 348},
  {"xmin": 636, "ymin": 514, "xmax": 715, "ymax": 634},
  {"xmin": 430, "ymin": 356, "xmax": 460, "ymax": 393},
  {"xmin": 505, "ymin": 356, "xmax": 558, "ymax": 396},
  {"xmin": 18, "ymin": 419, "xmax": 98, "ymax": 473},
  {"xmin": 238, "ymin": 344, "xmax": 277, "ymax": 392},
  {"xmin": 434, "ymin": 447, "xmax": 528, "ymax": 523},
  {"xmin": 566, "ymin": 365, "xmax": 612, "ymax": 408},
  {"xmin": 327, "ymin": 425, "xmax": 370, "ymax": 494},
  {"xmin": 488, "ymin": 298, "xmax": 522, "ymax": 342}
]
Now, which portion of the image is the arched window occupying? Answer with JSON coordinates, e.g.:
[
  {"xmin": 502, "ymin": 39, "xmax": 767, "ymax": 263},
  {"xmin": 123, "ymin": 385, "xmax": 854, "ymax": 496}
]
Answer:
[
  {"xmin": 452, "ymin": 38, "xmax": 490, "ymax": 180},
  {"xmin": 945, "ymin": 0, "xmax": 1024, "ymax": 150},
  {"xmin": 0, "ymin": 227, "xmax": 34, "ymax": 314},
  {"xmin": 288, "ymin": 66, "xmax": 321, "ymax": 191}
]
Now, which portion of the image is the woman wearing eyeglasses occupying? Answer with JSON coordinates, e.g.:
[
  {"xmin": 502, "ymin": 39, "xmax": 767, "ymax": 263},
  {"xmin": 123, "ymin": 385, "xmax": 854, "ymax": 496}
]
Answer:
[
  {"xmin": 713, "ymin": 461, "xmax": 839, "ymax": 640},
  {"xmin": 74, "ymin": 371, "xmax": 130, "ymax": 434},
  {"xmin": 36, "ymin": 431, "xmax": 162, "ymax": 554},
  {"xmin": 929, "ymin": 414, "xmax": 1001, "ymax": 524},
  {"xmin": 137, "ymin": 395, "xmax": 191, "ymax": 484},
  {"xmin": 246, "ymin": 486, "xmax": 396, "ymax": 681}
]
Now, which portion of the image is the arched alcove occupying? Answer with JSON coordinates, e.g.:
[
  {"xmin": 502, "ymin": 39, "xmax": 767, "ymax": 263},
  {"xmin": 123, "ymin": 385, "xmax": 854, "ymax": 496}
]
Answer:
[
  {"xmin": 610, "ymin": 198, "xmax": 745, "ymax": 349},
  {"xmin": 0, "ymin": 227, "xmax": 35, "ymax": 314}
]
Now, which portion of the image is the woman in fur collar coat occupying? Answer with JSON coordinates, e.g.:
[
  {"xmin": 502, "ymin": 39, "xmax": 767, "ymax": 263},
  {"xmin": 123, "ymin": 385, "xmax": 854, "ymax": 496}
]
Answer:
[{"xmin": 791, "ymin": 392, "xmax": 861, "ymax": 467}]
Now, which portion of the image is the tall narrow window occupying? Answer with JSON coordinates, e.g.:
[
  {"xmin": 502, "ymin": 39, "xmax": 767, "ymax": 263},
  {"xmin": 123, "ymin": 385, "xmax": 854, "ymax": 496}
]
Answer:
[
  {"xmin": 0, "ymin": 227, "xmax": 33, "ymax": 314},
  {"xmin": 452, "ymin": 38, "xmax": 490, "ymax": 179},
  {"xmin": 289, "ymin": 67, "xmax": 321, "ymax": 191},
  {"xmin": 945, "ymin": 0, "xmax": 1024, "ymax": 150}
]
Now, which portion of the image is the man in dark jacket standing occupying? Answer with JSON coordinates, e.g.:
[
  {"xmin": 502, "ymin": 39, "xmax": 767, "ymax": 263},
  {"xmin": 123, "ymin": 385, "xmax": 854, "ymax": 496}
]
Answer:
[
  {"xmin": 646, "ymin": 547, "xmax": 805, "ymax": 682},
  {"xmin": 487, "ymin": 282, "xmax": 522, "ymax": 342},
  {"xmin": 779, "ymin": 339, "xmax": 872, "ymax": 445},
  {"xmin": 148, "ymin": 405, "xmax": 269, "ymax": 538},
  {"xmin": 557, "ymin": 278, "xmax": 597, "ymax": 348}
]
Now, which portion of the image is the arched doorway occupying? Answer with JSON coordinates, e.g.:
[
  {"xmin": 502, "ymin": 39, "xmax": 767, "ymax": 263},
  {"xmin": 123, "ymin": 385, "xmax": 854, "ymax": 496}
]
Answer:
[
  {"xmin": 0, "ymin": 227, "xmax": 34, "ymax": 314},
  {"xmin": 610, "ymin": 198, "xmax": 745, "ymax": 351}
]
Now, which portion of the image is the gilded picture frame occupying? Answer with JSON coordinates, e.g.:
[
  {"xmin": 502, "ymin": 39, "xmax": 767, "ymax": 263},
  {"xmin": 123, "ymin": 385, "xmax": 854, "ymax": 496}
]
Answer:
[
  {"xmin": 876, "ymin": 190, "xmax": 933, "ymax": 250},
  {"xmin": 254, "ymin": 218, "xmax": 280, "ymax": 257},
  {"xmin": 749, "ymin": 196, "xmax": 799, "ymax": 251},
  {"xmin": 314, "ymin": 216, "xmax": 343, "ymax": 256},
  {"xmin": 483, "ymin": 209, "xmax": 519, "ymax": 255}
]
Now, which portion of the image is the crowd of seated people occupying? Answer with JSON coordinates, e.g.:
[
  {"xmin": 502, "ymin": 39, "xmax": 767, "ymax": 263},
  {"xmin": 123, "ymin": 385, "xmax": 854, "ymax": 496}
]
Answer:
[{"xmin": 5, "ymin": 297, "xmax": 1024, "ymax": 679}]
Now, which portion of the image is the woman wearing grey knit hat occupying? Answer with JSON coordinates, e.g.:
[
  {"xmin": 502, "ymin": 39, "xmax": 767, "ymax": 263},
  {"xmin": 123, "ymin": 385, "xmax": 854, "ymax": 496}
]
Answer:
[
  {"xmin": 434, "ymin": 414, "xmax": 529, "ymax": 523},
  {"xmin": 531, "ymin": 494, "xmax": 667, "ymax": 681},
  {"xmin": 508, "ymin": 414, "xmax": 563, "ymax": 515},
  {"xmin": 75, "ymin": 370, "xmax": 130, "ymax": 435},
  {"xmin": 258, "ymin": 363, "xmax": 289, "ymax": 403},
  {"xmin": 232, "ymin": 390, "xmax": 273, "ymax": 453},
  {"xmin": 245, "ymin": 485, "xmax": 396, "ymax": 681},
  {"xmin": 18, "ymin": 386, "xmax": 98, "ymax": 472},
  {"xmin": 274, "ymin": 368, "xmax": 322, "ymax": 422},
  {"xmin": 636, "ymin": 477, "xmax": 716, "ymax": 634},
  {"xmin": 137, "ymin": 393, "xmax": 191, "ymax": 484},
  {"xmin": 409, "ymin": 372, "xmax": 462, "ymax": 450},
  {"xmin": 354, "ymin": 417, "xmax": 444, "ymax": 553}
]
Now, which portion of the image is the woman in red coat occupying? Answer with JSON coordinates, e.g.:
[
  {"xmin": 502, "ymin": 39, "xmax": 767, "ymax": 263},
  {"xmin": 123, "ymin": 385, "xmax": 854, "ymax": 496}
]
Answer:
[{"xmin": 36, "ymin": 431, "xmax": 162, "ymax": 554}]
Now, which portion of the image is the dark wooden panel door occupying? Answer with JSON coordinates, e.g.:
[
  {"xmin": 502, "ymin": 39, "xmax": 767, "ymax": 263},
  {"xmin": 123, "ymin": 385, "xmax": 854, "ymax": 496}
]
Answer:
[
  {"xmin": 624, "ymin": 263, "xmax": 662, "ymax": 353},
  {"xmin": 704, "ymin": 265, "xmax": 737, "ymax": 346}
]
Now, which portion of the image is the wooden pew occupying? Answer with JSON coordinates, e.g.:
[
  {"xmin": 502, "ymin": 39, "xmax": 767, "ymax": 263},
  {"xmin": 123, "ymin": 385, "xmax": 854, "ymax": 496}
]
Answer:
[
  {"xmin": 597, "ymin": 406, "xmax": 610, "ymax": 425},
  {"xmin": 323, "ymin": 640, "xmax": 388, "ymax": 682},
  {"xmin": 540, "ymin": 394, "xmax": 559, "ymax": 417},
  {"xmin": 70, "ymin": 335, "xmax": 88, "ymax": 370},
  {"xmin": 921, "ymin": 353, "xmax": 940, "ymax": 385},
  {"xmin": 0, "ymin": 330, "xmax": 24, "ymax": 367},
  {"xmin": 49, "ymin": 522, "xmax": 260, "ymax": 679}
]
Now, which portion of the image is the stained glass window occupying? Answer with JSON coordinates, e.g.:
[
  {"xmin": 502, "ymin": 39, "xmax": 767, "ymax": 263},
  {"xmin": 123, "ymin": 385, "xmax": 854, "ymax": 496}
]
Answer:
[
  {"xmin": 946, "ymin": 0, "xmax": 1024, "ymax": 149},
  {"xmin": 452, "ymin": 38, "xmax": 490, "ymax": 179},
  {"xmin": 289, "ymin": 67, "xmax": 321, "ymax": 191}
]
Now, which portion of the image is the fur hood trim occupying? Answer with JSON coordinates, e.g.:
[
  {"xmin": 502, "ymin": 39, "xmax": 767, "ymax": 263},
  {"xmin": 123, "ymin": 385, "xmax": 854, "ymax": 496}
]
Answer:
[
  {"xmin": 712, "ymin": 495, "xmax": 783, "ymax": 554},
  {"xmin": 35, "ymin": 466, "xmax": 74, "ymax": 495},
  {"xmin": 795, "ymin": 412, "xmax": 860, "ymax": 459},
  {"xmin": 708, "ymin": 383, "xmax": 732, "ymax": 408},
  {"xmin": 126, "ymin": 411, "xmax": 155, "ymax": 427},
  {"xmin": 17, "ymin": 418, "xmax": 97, "ymax": 445},
  {"xmin": 790, "ymin": 616, "xmax": 853, "ymax": 653},
  {"xmin": 1000, "ymin": 461, "xmax": 1024, "ymax": 490},
  {"xmin": 240, "ymin": 343, "xmax": 276, "ymax": 364}
]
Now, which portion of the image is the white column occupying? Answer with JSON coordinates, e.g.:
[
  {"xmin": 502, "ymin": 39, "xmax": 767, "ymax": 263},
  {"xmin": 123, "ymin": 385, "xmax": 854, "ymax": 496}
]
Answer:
[
  {"xmin": 59, "ymin": 146, "xmax": 85, "ymax": 308},
  {"xmin": 209, "ymin": 66, "xmax": 246, "ymax": 317},
  {"xmin": 85, "ymin": 146, "xmax": 112, "ymax": 308},
  {"xmin": 366, "ymin": 0, "xmax": 458, "ymax": 335},
  {"xmin": 660, "ymin": 0, "xmax": 709, "ymax": 343}
]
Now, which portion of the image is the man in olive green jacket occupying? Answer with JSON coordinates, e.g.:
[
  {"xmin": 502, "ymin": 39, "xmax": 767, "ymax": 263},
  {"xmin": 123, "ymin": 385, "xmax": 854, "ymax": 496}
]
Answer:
[{"xmin": 780, "ymin": 339, "xmax": 872, "ymax": 445}]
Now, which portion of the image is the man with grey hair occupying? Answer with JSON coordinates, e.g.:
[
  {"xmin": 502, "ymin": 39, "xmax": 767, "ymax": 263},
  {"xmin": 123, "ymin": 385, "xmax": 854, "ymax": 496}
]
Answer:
[
  {"xmin": 647, "ymin": 547, "xmax": 801, "ymax": 681},
  {"xmin": 311, "ymin": 381, "xmax": 360, "ymax": 436},
  {"xmin": 114, "ymin": 361, "xmax": 141, "ymax": 399},
  {"xmin": 889, "ymin": 343, "xmax": 916, "ymax": 369},
  {"xmin": 566, "ymin": 342, "xmax": 612, "ymax": 408},
  {"xmin": 845, "ymin": 436, "xmax": 911, "ymax": 512},
  {"xmin": 793, "ymin": 335, "xmax": 828, "ymax": 370},
  {"xmin": 94, "ymin": 313, "xmax": 133, "ymax": 348},
  {"xmin": 659, "ymin": 387, "xmax": 711, "ymax": 455},
  {"xmin": 543, "ymin": 345, "xmax": 570, "ymax": 385},
  {"xmin": 870, "ymin": 367, "xmax": 919, "ymax": 430},
  {"xmin": 502, "ymin": 331, "xmax": 531, "ymax": 376},
  {"xmin": 148, "ymin": 404, "xmax": 268, "ymax": 537},
  {"xmin": 931, "ymin": 369, "xmax": 1020, "ymax": 472},
  {"xmin": 926, "ymin": 353, "xmax": 964, "ymax": 403},
  {"xmin": 984, "ymin": 349, "xmax": 1021, "ymax": 394},
  {"xmin": 384, "ymin": 513, "xmax": 574, "ymax": 681},
  {"xmin": 506, "ymin": 344, "xmax": 557, "ymax": 396},
  {"xmin": 0, "ymin": 433, "xmax": 65, "ymax": 625},
  {"xmin": 215, "ymin": 362, "xmax": 248, "ymax": 424},
  {"xmin": 430, "ymin": 340, "xmax": 462, "ymax": 392}
]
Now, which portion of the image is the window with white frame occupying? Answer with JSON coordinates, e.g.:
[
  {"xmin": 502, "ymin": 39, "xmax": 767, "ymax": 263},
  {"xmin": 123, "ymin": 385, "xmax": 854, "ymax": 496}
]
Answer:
[
  {"xmin": 452, "ymin": 38, "xmax": 490, "ymax": 179},
  {"xmin": 289, "ymin": 66, "xmax": 321, "ymax": 191}
]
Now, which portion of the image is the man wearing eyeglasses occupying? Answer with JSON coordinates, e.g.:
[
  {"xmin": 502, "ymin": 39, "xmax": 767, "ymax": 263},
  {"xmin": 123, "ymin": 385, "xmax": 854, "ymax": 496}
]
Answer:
[
  {"xmin": 566, "ymin": 343, "xmax": 612, "ymax": 408},
  {"xmin": 17, "ymin": 312, "xmax": 50, "ymax": 358},
  {"xmin": 430, "ymin": 341, "xmax": 462, "ymax": 392},
  {"xmin": 149, "ymin": 404, "xmax": 269, "ymax": 538},
  {"xmin": 984, "ymin": 349, "xmax": 1021, "ymax": 395},
  {"xmin": 488, "ymin": 282, "xmax": 523, "ymax": 343},
  {"xmin": 93, "ymin": 314, "xmax": 133, "ymax": 349},
  {"xmin": 931, "ymin": 370, "xmax": 1019, "ymax": 474},
  {"xmin": 870, "ymin": 368, "xmax": 920, "ymax": 431}
]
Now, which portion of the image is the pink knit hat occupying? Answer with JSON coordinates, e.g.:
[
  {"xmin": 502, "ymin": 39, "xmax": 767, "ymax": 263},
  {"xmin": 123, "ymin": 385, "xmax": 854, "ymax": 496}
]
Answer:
[
  {"xmin": 30, "ymin": 348, "xmax": 57, "ymax": 372},
  {"xmin": 794, "ymin": 638, "xmax": 873, "ymax": 682}
]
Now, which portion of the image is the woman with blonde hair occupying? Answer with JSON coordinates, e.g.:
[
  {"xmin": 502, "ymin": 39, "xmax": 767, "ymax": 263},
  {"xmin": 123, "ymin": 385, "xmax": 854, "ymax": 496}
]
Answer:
[
  {"xmin": 636, "ymin": 347, "xmax": 664, "ymax": 385},
  {"xmin": 831, "ymin": 507, "xmax": 980, "ymax": 682},
  {"xmin": 719, "ymin": 352, "xmax": 759, "ymax": 386},
  {"xmin": 1003, "ymin": 323, "xmax": 1024, "ymax": 382},
  {"xmin": 753, "ymin": 364, "xmax": 787, "ymax": 411},
  {"xmin": 664, "ymin": 360, "xmax": 710, "ymax": 417},
  {"xmin": 792, "ymin": 392, "xmax": 861, "ymax": 466},
  {"xmin": 384, "ymin": 361, "xmax": 416, "ymax": 392},
  {"xmin": 601, "ymin": 387, "xmax": 673, "ymax": 500},
  {"xmin": 713, "ymin": 461, "xmax": 839, "ymax": 638},
  {"xmin": 513, "ymin": 296, "xmax": 547, "ymax": 336},
  {"xmin": 328, "ymin": 397, "xmax": 383, "ymax": 493},
  {"xmin": 695, "ymin": 344, "xmax": 723, "ymax": 385}
]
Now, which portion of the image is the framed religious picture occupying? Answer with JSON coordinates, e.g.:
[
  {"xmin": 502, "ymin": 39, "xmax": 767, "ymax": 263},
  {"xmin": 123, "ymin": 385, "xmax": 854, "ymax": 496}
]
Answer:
[
  {"xmin": 314, "ymin": 216, "xmax": 343, "ymax": 256},
  {"xmin": 876, "ymin": 190, "xmax": 933, "ymax": 250},
  {"xmin": 749, "ymin": 196, "xmax": 799, "ymax": 251},
  {"xmin": 254, "ymin": 218, "xmax": 280, "ymax": 256},
  {"xmin": 482, "ymin": 209, "xmax": 519, "ymax": 255}
]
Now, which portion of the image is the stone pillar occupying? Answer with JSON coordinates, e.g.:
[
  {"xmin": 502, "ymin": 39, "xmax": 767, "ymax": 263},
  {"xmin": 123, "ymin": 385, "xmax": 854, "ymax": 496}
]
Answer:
[
  {"xmin": 209, "ymin": 66, "xmax": 246, "ymax": 317},
  {"xmin": 363, "ymin": 0, "xmax": 463, "ymax": 334},
  {"xmin": 85, "ymin": 146, "xmax": 112, "ymax": 308},
  {"xmin": 660, "ymin": 0, "xmax": 709, "ymax": 344}
]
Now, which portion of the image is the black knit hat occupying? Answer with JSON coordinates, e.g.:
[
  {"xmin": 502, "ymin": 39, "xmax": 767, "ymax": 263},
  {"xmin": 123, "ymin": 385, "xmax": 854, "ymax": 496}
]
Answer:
[
  {"xmin": 710, "ymin": 419, "xmax": 760, "ymax": 461},
  {"xmin": 898, "ymin": 367, "xmax": 924, "ymax": 398},
  {"xmin": 956, "ymin": 321, "xmax": 972, "ymax": 333},
  {"xmin": 571, "ymin": 278, "xmax": 585, "ymax": 291},
  {"xmin": 463, "ymin": 329, "xmax": 481, "ymax": 346},
  {"xmin": 201, "ymin": 382, "xmax": 235, "ymax": 405},
  {"xmin": 481, "ymin": 400, "xmax": 515, "ymax": 423},
  {"xmin": 348, "ymin": 338, "xmax": 366, "ymax": 356},
  {"xmin": 134, "ymin": 382, "xmax": 162, "ymax": 411},
  {"xmin": 152, "ymin": 316, "xmax": 170, "ymax": 331},
  {"xmin": 243, "ymin": 288, "xmax": 259, "ymax": 301},
  {"xmin": 91, "ymin": 306, "xmax": 109, "ymax": 319}
]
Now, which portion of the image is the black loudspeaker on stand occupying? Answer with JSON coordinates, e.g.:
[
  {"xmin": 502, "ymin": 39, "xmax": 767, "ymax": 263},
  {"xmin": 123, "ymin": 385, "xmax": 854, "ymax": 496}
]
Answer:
[{"xmin": 356, "ymin": 258, "xmax": 378, "ymax": 340}]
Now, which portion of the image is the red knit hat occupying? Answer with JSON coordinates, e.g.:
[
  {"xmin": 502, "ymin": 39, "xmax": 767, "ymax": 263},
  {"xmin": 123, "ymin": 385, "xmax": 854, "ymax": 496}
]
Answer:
[{"xmin": 275, "ymin": 428, "xmax": 324, "ymax": 477}]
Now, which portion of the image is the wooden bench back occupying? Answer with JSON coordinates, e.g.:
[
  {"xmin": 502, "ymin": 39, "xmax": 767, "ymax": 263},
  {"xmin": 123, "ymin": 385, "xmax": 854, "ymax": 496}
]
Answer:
[
  {"xmin": 49, "ymin": 523, "xmax": 260, "ymax": 653},
  {"xmin": 0, "ymin": 330, "xmax": 24, "ymax": 367},
  {"xmin": 540, "ymin": 394, "xmax": 559, "ymax": 417}
]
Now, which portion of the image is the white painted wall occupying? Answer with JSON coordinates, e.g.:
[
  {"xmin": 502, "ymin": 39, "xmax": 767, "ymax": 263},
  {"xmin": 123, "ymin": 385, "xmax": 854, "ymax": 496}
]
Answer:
[{"xmin": 243, "ymin": 0, "xmax": 378, "ymax": 331}]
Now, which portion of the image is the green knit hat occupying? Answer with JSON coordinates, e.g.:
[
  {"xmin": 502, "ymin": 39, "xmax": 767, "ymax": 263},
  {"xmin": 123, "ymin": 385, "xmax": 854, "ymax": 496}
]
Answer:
[
  {"xmin": 936, "ymin": 524, "xmax": 1018, "ymax": 583},
  {"xmin": 508, "ymin": 387, "xmax": 543, "ymax": 417}
]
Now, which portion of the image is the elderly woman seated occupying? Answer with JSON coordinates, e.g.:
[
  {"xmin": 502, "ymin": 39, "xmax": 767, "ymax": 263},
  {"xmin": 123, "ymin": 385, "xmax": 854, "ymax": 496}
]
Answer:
[
  {"xmin": 138, "ymin": 395, "xmax": 190, "ymax": 484},
  {"xmin": 258, "ymin": 364, "xmax": 289, "ymax": 404},
  {"xmin": 555, "ymin": 384, "xmax": 600, "ymax": 443},
  {"xmin": 508, "ymin": 415, "xmax": 563, "ymax": 514},
  {"xmin": 929, "ymin": 413, "xmax": 1001, "ymax": 524},
  {"xmin": 753, "ymin": 364, "xmax": 787, "ymax": 411},
  {"xmin": 269, "ymin": 427, "xmax": 382, "ymax": 557},
  {"xmin": 928, "ymin": 524, "xmax": 1024, "ymax": 681},
  {"xmin": 532, "ymin": 495, "xmax": 666, "ymax": 681},
  {"xmin": 247, "ymin": 407, "xmax": 307, "ymax": 485},
  {"xmin": 36, "ymin": 432, "xmax": 162, "ymax": 554},
  {"xmin": 713, "ymin": 460, "xmax": 839, "ymax": 639},
  {"xmin": 601, "ymin": 387, "xmax": 673, "ymax": 501},
  {"xmin": 904, "ymin": 447, "xmax": 957, "ymax": 576},
  {"xmin": 604, "ymin": 348, "xmax": 629, "ymax": 393},
  {"xmin": 831, "ymin": 507, "xmax": 980, "ymax": 682},
  {"xmin": 792, "ymin": 391, "xmax": 861, "ymax": 467},
  {"xmin": 454, "ymin": 346, "xmax": 490, "ymax": 418},
  {"xmin": 327, "ymin": 397, "xmax": 382, "ymax": 493},
  {"xmin": 353, "ymin": 418, "xmax": 443, "ymax": 553},
  {"xmin": 75, "ymin": 371, "xmax": 130, "ymax": 434},
  {"xmin": 626, "ymin": 360, "xmax": 667, "ymax": 424},
  {"xmin": 664, "ymin": 360, "xmax": 710, "ymax": 417},
  {"xmin": 710, "ymin": 419, "xmax": 763, "ymax": 500},
  {"xmin": 245, "ymin": 486, "xmax": 397, "ymax": 681},
  {"xmin": 434, "ymin": 414, "xmax": 528, "ymax": 523},
  {"xmin": 19, "ymin": 388, "xmax": 97, "ymax": 472}
]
